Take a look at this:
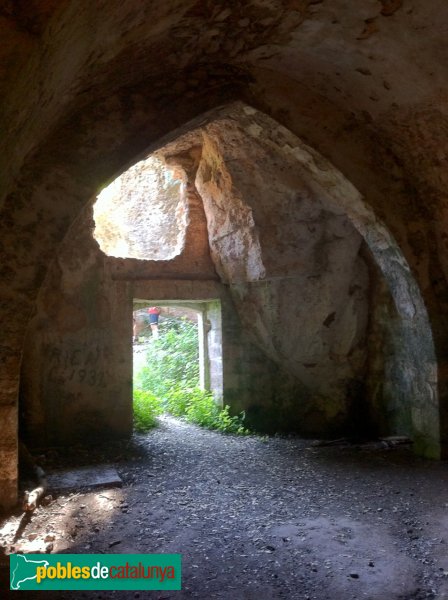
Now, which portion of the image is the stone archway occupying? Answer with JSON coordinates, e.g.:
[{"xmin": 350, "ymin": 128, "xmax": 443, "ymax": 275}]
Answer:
[
  {"xmin": 21, "ymin": 103, "xmax": 441, "ymax": 458},
  {"xmin": 3, "ymin": 102, "xmax": 441, "ymax": 511}
]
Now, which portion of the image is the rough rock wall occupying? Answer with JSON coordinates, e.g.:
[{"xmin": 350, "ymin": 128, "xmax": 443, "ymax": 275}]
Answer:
[
  {"xmin": 196, "ymin": 119, "xmax": 370, "ymax": 433},
  {"xmin": 107, "ymin": 181, "xmax": 218, "ymax": 281},
  {"xmin": 193, "ymin": 107, "xmax": 439, "ymax": 456}
]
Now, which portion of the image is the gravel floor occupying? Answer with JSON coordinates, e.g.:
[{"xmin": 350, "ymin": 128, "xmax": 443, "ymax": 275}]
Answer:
[{"xmin": 2, "ymin": 416, "xmax": 448, "ymax": 599}]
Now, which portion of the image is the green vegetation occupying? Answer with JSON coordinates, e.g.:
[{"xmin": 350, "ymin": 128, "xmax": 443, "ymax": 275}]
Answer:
[
  {"xmin": 133, "ymin": 389, "xmax": 163, "ymax": 432},
  {"xmin": 135, "ymin": 318, "xmax": 199, "ymax": 399},
  {"xmin": 165, "ymin": 385, "xmax": 249, "ymax": 434},
  {"xmin": 133, "ymin": 316, "xmax": 249, "ymax": 434}
]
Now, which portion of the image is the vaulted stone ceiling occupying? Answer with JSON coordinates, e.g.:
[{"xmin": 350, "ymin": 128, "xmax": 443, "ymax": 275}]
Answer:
[
  {"xmin": 1, "ymin": 1, "xmax": 448, "ymax": 278},
  {"xmin": 1, "ymin": 1, "xmax": 448, "ymax": 186}
]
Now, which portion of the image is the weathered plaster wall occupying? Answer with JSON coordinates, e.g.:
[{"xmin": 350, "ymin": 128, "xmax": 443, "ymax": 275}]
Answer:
[
  {"xmin": 20, "ymin": 208, "xmax": 133, "ymax": 446},
  {"xmin": 367, "ymin": 271, "xmax": 413, "ymax": 438},
  {"xmin": 365, "ymin": 257, "xmax": 439, "ymax": 447}
]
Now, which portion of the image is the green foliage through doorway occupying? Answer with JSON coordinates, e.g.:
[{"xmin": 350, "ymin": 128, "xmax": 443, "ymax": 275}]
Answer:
[{"xmin": 133, "ymin": 317, "xmax": 249, "ymax": 434}]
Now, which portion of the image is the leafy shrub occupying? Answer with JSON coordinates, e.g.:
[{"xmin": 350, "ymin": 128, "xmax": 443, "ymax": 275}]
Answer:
[
  {"xmin": 184, "ymin": 389, "xmax": 218, "ymax": 428},
  {"xmin": 213, "ymin": 405, "xmax": 250, "ymax": 435},
  {"xmin": 164, "ymin": 384, "xmax": 192, "ymax": 417},
  {"xmin": 164, "ymin": 385, "xmax": 249, "ymax": 435},
  {"xmin": 133, "ymin": 389, "xmax": 163, "ymax": 432},
  {"xmin": 135, "ymin": 318, "xmax": 199, "ymax": 398}
]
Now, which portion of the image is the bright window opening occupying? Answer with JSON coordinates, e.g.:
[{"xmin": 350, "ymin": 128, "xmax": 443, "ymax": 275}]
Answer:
[{"xmin": 93, "ymin": 156, "xmax": 187, "ymax": 260}]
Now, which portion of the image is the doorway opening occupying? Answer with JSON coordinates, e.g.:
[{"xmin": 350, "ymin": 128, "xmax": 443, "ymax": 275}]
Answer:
[
  {"xmin": 133, "ymin": 302, "xmax": 204, "ymax": 395},
  {"xmin": 131, "ymin": 298, "xmax": 245, "ymax": 434}
]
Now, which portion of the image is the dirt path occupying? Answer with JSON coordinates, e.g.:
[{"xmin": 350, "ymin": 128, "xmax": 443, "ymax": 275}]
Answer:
[{"xmin": 2, "ymin": 417, "xmax": 448, "ymax": 599}]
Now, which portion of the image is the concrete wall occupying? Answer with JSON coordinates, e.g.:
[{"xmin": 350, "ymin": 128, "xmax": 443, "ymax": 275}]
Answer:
[{"xmin": 204, "ymin": 301, "xmax": 223, "ymax": 401}]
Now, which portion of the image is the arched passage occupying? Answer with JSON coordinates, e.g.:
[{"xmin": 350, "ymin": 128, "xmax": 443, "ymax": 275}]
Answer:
[
  {"xmin": 21, "ymin": 102, "xmax": 439, "ymax": 455},
  {"xmin": 5, "ymin": 102, "xmax": 442, "ymax": 511}
]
